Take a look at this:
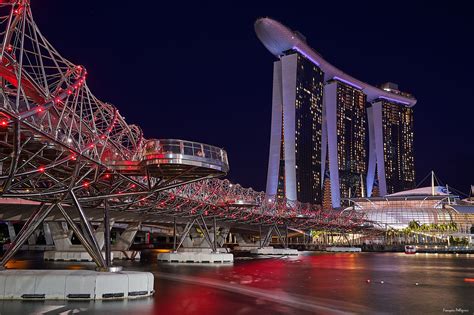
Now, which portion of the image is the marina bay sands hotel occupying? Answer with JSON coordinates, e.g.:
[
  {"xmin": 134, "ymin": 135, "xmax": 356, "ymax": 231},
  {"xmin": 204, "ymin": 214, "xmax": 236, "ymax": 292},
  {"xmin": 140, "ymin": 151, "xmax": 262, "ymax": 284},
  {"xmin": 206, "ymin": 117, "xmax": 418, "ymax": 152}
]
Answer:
[{"xmin": 255, "ymin": 18, "xmax": 417, "ymax": 208}]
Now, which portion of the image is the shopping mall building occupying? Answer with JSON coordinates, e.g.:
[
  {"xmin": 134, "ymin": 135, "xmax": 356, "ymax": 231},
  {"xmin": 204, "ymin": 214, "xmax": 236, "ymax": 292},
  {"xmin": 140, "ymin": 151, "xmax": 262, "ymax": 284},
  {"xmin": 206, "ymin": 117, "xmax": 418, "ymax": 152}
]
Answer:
[{"xmin": 344, "ymin": 186, "xmax": 474, "ymax": 243}]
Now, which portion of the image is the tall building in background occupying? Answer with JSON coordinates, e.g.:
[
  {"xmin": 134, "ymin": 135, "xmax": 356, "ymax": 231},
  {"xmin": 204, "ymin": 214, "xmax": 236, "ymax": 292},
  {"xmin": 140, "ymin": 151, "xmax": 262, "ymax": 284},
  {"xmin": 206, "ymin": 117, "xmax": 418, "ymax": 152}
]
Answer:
[
  {"xmin": 255, "ymin": 18, "xmax": 416, "ymax": 208},
  {"xmin": 267, "ymin": 50, "xmax": 324, "ymax": 203},
  {"xmin": 367, "ymin": 83, "xmax": 415, "ymax": 196},
  {"xmin": 323, "ymin": 80, "xmax": 368, "ymax": 207}
]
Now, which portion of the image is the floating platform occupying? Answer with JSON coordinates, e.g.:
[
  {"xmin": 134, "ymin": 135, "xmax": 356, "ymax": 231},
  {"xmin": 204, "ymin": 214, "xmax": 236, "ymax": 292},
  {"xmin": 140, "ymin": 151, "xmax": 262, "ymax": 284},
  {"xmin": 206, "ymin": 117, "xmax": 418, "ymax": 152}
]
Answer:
[
  {"xmin": 44, "ymin": 251, "xmax": 113, "ymax": 262},
  {"xmin": 326, "ymin": 247, "xmax": 362, "ymax": 252},
  {"xmin": 250, "ymin": 247, "xmax": 299, "ymax": 256},
  {"xmin": 0, "ymin": 269, "xmax": 154, "ymax": 300},
  {"xmin": 157, "ymin": 251, "xmax": 233, "ymax": 263}
]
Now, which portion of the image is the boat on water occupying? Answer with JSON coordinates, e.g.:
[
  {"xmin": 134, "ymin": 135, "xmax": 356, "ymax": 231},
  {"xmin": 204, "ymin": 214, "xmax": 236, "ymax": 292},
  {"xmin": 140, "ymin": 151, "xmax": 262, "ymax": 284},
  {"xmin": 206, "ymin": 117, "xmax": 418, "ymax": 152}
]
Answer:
[{"xmin": 405, "ymin": 245, "xmax": 417, "ymax": 254}]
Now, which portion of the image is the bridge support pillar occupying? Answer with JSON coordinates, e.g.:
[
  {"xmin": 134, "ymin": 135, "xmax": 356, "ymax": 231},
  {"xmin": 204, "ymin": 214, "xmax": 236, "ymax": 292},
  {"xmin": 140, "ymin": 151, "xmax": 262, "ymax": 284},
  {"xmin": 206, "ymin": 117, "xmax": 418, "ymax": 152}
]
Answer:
[
  {"xmin": 238, "ymin": 224, "xmax": 299, "ymax": 256},
  {"xmin": 69, "ymin": 191, "xmax": 109, "ymax": 271},
  {"xmin": 48, "ymin": 221, "xmax": 73, "ymax": 250},
  {"xmin": 216, "ymin": 227, "xmax": 230, "ymax": 248},
  {"xmin": 173, "ymin": 217, "xmax": 177, "ymax": 250},
  {"xmin": 173, "ymin": 215, "xmax": 219, "ymax": 252},
  {"xmin": 158, "ymin": 215, "xmax": 233, "ymax": 264},
  {"xmin": 213, "ymin": 216, "xmax": 217, "ymax": 252},
  {"xmin": 103, "ymin": 200, "xmax": 112, "ymax": 268},
  {"xmin": 6, "ymin": 222, "xmax": 16, "ymax": 243},
  {"xmin": 1, "ymin": 203, "xmax": 55, "ymax": 269},
  {"xmin": 27, "ymin": 229, "xmax": 40, "ymax": 245},
  {"xmin": 55, "ymin": 204, "xmax": 109, "ymax": 266},
  {"xmin": 233, "ymin": 233, "xmax": 260, "ymax": 252},
  {"xmin": 112, "ymin": 222, "xmax": 140, "ymax": 260},
  {"xmin": 43, "ymin": 223, "xmax": 54, "ymax": 246}
]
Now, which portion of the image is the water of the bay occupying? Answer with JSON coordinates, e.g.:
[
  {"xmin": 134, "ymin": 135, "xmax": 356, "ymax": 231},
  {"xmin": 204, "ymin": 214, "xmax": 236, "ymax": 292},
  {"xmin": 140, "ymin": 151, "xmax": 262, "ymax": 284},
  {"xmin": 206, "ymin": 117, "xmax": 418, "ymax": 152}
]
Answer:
[{"xmin": 0, "ymin": 251, "xmax": 473, "ymax": 314}]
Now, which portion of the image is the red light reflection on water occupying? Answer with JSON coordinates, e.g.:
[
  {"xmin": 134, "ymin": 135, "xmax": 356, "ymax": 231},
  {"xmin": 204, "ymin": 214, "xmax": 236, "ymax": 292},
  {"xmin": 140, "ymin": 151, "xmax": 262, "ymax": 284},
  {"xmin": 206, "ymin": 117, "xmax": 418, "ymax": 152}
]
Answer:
[
  {"xmin": 154, "ymin": 283, "xmax": 218, "ymax": 314},
  {"xmin": 152, "ymin": 253, "xmax": 372, "ymax": 314}
]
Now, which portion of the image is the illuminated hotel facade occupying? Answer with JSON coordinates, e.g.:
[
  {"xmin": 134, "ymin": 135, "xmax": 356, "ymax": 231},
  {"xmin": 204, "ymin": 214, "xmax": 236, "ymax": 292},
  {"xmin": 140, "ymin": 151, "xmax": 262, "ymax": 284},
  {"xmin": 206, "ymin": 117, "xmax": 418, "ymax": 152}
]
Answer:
[
  {"xmin": 269, "ymin": 52, "xmax": 324, "ymax": 204},
  {"xmin": 255, "ymin": 18, "xmax": 417, "ymax": 208},
  {"xmin": 367, "ymin": 83, "xmax": 416, "ymax": 196}
]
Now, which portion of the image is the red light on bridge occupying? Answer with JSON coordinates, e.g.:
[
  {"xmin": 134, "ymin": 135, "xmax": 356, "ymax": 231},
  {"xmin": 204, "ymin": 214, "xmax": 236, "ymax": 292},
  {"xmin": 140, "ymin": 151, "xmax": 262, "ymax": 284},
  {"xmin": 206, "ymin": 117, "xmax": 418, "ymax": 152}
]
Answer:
[
  {"xmin": 38, "ymin": 166, "xmax": 45, "ymax": 173},
  {"xmin": 83, "ymin": 181, "xmax": 89, "ymax": 188},
  {"xmin": 0, "ymin": 121, "xmax": 7, "ymax": 127}
]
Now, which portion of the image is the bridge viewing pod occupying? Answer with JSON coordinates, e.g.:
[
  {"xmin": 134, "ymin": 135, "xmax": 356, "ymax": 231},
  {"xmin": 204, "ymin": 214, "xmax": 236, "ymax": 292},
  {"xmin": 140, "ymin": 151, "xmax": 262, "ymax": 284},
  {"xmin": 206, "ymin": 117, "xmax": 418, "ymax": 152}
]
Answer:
[
  {"xmin": 142, "ymin": 139, "xmax": 228, "ymax": 179},
  {"xmin": 107, "ymin": 139, "xmax": 229, "ymax": 179}
]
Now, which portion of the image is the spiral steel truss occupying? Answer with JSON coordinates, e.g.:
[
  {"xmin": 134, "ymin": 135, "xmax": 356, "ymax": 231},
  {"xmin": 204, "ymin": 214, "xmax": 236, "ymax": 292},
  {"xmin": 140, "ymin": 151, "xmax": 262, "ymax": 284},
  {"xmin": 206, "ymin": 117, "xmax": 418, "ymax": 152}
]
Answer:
[
  {"xmin": 158, "ymin": 179, "xmax": 365, "ymax": 230},
  {"xmin": 0, "ymin": 1, "xmax": 363, "ymax": 269}
]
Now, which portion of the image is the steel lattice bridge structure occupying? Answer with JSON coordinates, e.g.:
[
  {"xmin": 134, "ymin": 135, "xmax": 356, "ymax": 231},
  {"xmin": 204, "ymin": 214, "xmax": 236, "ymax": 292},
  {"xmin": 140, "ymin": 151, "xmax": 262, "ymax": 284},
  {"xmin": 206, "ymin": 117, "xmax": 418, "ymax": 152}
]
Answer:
[{"xmin": 0, "ymin": 1, "xmax": 363, "ymax": 269}]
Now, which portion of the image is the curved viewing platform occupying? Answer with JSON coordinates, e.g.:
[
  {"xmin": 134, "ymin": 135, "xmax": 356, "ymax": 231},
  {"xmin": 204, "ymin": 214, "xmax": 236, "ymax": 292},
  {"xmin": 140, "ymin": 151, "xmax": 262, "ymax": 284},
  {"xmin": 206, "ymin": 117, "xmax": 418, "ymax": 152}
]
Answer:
[
  {"xmin": 108, "ymin": 139, "xmax": 228, "ymax": 179},
  {"xmin": 254, "ymin": 17, "xmax": 417, "ymax": 107},
  {"xmin": 142, "ymin": 139, "xmax": 229, "ymax": 178}
]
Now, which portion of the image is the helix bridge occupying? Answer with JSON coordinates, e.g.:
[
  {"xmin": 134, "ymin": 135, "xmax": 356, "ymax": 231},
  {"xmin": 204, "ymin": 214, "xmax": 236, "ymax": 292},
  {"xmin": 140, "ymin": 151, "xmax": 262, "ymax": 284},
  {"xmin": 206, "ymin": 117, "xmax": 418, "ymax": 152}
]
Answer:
[{"xmin": 0, "ymin": 1, "xmax": 364, "ymax": 269}]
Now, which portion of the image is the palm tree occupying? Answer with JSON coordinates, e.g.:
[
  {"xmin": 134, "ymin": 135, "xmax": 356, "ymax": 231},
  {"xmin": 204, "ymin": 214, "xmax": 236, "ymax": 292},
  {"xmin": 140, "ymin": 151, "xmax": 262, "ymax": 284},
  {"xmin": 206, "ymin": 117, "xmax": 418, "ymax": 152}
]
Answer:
[
  {"xmin": 439, "ymin": 223, "xmax": 448, "ymax": 243},
  {"xmin": 402, "ymin": 227, "xmax": 412, "ymax": 244},
  {"xmin": 408, "ymin": 221, "xmax": 421, "ymax": 231},
  {"xmin": 386, "ymin": 228, "xmax": 396, "ymax": 245},
  {"xmin": 448, "ymin": 222, "xmax": 458, "ymax": 232}
]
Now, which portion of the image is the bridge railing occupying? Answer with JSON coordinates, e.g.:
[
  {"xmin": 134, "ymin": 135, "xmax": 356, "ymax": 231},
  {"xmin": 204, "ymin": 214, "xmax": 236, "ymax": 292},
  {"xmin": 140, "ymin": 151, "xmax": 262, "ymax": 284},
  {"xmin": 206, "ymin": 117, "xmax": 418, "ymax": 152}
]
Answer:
[{"xmin": 143, "ymin": 139, "xmax": 229, "ymax": 170}]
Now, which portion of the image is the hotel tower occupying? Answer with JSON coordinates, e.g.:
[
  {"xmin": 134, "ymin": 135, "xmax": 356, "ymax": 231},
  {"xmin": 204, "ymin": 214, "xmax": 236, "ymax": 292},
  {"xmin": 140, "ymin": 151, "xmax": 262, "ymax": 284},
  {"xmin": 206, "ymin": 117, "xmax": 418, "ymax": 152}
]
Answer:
[{"xmin": 255, "ymin": 18, "xmax": 416, "ymax": 208}]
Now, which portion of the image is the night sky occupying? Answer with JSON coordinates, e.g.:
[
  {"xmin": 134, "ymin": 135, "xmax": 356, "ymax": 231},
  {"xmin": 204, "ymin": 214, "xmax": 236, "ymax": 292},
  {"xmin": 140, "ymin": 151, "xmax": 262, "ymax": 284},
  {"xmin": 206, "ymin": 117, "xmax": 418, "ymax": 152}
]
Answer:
[{"xmin": 31, "ymin": 1, "xmax": 474, "ymax": 195}]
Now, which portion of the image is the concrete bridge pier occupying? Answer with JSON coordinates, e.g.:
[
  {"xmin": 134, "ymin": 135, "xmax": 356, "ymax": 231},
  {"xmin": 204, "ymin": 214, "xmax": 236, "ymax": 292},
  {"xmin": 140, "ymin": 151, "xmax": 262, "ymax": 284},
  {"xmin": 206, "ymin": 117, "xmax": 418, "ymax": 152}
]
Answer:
[
  {"xmin": 43, "ymin": 223, "xmax": 54, "ymax": 246},
  {"xmin": 234, "ymin": 225, "xmax": 299, "ymax": 256},
  {"xmin": 43, "ymin": 221, "xmax": 114, "ymax": 262},
  {"xmin": 233, "ymin": 233, "xmax": 260, "ymax": 251},
  {"xmin": 0, "ymin": 199, "xmax": 153, "ymax": 300},
  {"xmin": 27, "ymin": 229, "xmax": 41, "ymax": 246},
  {"xmin": 4, "ymin": 222, "xmax": 55, "ymax": 251},
  {"xmin": 157, "ymin": 215, "xmax": 233, "ymax": 263},
  {"xmin": 180, "ymin": 225, "xmax": 230, "ymax": 253},
  {"xmin": 48, "ymin": 221, "xmax": 73, "ymax": 249},
  {"xmin": 6, "ymin": 222, "xmax": 16, "ymax": 243},
  {"xmin": 112, "ymin": 223, "xmax": 141, "ymax": 260},
  {"xmin": 215, "ymin": 226, "xmax": 231, "ymax": 249}
]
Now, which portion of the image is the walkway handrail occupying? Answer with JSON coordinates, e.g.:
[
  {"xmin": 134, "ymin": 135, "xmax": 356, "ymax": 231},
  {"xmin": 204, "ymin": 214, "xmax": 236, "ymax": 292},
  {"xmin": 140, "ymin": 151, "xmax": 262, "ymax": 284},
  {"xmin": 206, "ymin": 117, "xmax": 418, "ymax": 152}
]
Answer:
[{"xmin": 143, "ymin": 139, "xmax": 228, "ymax": 166}]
